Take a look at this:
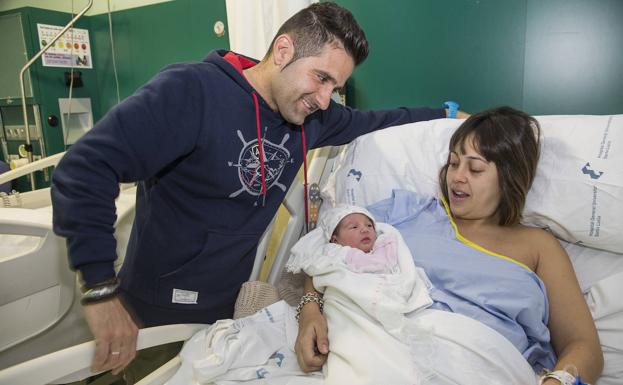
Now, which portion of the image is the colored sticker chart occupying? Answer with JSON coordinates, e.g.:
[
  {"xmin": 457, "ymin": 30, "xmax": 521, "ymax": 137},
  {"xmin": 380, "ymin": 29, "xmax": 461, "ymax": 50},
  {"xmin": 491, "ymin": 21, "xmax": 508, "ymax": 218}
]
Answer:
[{"xmin": 37, "ymin": 23, "xmax": 93, "ymax": 69}]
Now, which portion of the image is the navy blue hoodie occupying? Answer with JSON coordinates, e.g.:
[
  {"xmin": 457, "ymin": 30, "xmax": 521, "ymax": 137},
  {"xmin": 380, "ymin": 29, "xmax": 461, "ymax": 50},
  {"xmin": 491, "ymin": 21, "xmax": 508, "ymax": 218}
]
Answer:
[{"xmin": 51, "ymin": 50, "xmax": 444, "ymax": 324}]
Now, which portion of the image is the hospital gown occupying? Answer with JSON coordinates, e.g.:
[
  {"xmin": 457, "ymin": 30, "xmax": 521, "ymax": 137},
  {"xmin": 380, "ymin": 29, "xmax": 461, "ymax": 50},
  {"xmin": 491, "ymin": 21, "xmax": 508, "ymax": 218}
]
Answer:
[{"xmin": 368, "ymin": 189, "xmax": 557, "ymax": 372}]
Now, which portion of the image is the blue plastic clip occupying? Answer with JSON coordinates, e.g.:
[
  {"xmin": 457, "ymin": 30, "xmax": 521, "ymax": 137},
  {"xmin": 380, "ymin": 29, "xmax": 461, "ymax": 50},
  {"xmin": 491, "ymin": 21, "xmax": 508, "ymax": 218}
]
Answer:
[{"xmin": 443, "ymin": 101, "xmax": 459, "ymax": 118}]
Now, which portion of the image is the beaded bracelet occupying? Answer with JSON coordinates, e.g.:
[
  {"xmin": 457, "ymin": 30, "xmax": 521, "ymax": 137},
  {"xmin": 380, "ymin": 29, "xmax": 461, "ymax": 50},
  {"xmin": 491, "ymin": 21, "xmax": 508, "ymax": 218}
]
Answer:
[{"xmin": 295, "ymin": 292, "xmax": 324, "ymax": 321}]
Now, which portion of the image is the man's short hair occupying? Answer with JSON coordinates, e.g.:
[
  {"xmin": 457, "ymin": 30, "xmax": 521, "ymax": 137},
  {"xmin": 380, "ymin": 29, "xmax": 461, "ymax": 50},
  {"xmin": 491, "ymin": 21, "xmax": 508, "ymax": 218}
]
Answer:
[{"xmin": 266, "ymin": 2, "xmax": 369, "ymax": 66}]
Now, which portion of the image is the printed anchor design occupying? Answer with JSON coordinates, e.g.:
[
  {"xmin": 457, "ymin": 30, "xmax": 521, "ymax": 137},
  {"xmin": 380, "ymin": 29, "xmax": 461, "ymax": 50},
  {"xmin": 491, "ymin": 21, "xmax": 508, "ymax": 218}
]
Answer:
[{"xmin": 228, "ymin": 130, "xmax": 294, "ymax": 203}]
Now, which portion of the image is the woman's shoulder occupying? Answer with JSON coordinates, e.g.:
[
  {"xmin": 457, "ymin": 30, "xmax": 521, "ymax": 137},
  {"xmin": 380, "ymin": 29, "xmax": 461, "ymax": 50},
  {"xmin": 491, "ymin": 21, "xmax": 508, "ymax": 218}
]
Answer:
[
  {"xmin": 491, "ymin": 224, "xmax": 561, "ymax": 270},
  {"xmin": 511, "ymin": 224, "xmax": 568, "ymax": 263},
  {"xmin": 513, "ymin": 224, "xmax": 558, "ymax": 244}
]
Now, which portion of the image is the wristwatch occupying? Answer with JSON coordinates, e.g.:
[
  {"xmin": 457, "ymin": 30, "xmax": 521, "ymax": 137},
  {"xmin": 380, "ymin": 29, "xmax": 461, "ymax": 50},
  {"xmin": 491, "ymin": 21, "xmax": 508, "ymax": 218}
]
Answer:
[
  {"xmin": 80, "ymin": 277, "xmax": 121, "ymax": 305},
  {"xmin": 443, "ymin": 101, "xmax": 459, "ymax": 118}
]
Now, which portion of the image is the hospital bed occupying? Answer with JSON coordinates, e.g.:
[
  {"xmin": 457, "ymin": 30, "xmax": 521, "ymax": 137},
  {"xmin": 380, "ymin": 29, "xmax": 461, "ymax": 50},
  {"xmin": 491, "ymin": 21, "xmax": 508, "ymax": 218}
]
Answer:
[
  {"xmin": 0, "ymin": 153, "xmax": 137, "ymax": 371},
  {"xmin": 0, "ymin": 115, "xmax": 622, "ymax": 385}
]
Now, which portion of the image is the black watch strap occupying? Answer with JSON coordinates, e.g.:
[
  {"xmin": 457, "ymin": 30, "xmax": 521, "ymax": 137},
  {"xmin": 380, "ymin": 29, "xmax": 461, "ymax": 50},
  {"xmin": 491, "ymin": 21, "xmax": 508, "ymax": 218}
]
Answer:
[{"xmin": 80, "ymin": 277, "xmax": 121, "ymax": 305}]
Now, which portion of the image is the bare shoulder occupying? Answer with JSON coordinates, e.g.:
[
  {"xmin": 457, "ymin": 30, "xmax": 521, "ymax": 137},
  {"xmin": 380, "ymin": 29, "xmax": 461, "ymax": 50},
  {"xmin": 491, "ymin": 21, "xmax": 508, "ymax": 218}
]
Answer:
[
  {"xmin": 514, "ymin": 224, "xmax": 557, "ymax": 244},
  {"xmin": 513, "ymin": 225, "xmax": 569, "ymax": 266},
  {"xmin": 514, "ymin": 225, "xmax": 574, "ymax": 275}
]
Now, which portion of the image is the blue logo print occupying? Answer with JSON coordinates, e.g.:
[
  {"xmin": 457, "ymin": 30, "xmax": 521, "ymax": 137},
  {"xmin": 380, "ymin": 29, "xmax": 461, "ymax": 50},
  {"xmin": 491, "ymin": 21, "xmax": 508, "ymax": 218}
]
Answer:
[
  {"xmin": 270, "ymin": 352, "xmax": 285, "ymax": 367},
  {"xmin": 582, "ymin": 162, "xmax": 604, "ymax": 180},
  {"xmin": 347, "ymin": 169, "xmax": 363, "ymax": 182},
  {"xmin": 256, "ymin": 368, "xmax": 269, "ymax": 378}
]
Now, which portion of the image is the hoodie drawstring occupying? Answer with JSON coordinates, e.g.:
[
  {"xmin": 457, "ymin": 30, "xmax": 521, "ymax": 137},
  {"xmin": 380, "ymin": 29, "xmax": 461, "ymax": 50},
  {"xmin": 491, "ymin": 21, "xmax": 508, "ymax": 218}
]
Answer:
[
  {"xmin": 251, "ymin": 92, "xmax": 267, "ymax": 205},
  {"xmin": 301, "ymin": 124, "xmax": 309, "ymax": 232},
  {"xmin": 251, "ymin": 93, "xmax": 309, "ymax": 229}
]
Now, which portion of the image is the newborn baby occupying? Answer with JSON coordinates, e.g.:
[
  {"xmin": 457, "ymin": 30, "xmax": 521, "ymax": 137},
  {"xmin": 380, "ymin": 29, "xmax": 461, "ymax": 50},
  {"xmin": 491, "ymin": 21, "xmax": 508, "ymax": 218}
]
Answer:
[{"xmin": 325, "ymin": 206, "xmax": 399, "ymax": 274}]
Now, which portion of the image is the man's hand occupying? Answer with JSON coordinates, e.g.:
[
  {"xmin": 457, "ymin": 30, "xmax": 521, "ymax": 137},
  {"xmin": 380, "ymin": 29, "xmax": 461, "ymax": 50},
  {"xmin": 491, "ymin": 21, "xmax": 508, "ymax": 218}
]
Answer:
[
  {"xmin": 456, "ymin": 110, "xmax": 470, "ymax": 119},
  {"xmin": 445, "ymin": 108, "xmax": 470, "ymax": 119},
  {"xmin": 294, "ymin": 303, "xmax": 329, "ymax": 372},
  {"xmin": 83, "ymin": 297, "xmax": 139, "ymax": 375}
]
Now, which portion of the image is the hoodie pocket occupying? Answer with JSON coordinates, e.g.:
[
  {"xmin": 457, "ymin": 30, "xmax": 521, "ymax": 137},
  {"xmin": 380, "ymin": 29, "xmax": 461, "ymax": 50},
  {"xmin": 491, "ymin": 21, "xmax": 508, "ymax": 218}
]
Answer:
[{"xmin": 156, "ymin": 232, "xmax": 259, "ymax": 310}]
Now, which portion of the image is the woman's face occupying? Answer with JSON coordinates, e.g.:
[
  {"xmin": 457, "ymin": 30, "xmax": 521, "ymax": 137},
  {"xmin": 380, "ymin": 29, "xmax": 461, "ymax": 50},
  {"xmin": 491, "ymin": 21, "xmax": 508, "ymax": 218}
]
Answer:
[{"xmin": 445, "ymin": 136, "xmax": 501, "ymax": 224}]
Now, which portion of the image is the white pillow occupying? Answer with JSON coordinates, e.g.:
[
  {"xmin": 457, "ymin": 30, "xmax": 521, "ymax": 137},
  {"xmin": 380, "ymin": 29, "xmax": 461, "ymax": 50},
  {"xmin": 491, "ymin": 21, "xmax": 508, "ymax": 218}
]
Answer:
[
  {"xmin": 321, "ymin": 118, "xmax": 460, "ymax": 208},
  {"xmin": 563, "ymin": 240, "xmax": 623, "ymax": 292},
  {"xmin": 524, "ymin": 115, "xmax": 623, "ymax": 253},
  {"xmin": 321, "ymin": 115, "xmax": 623, "ymax": 254}
]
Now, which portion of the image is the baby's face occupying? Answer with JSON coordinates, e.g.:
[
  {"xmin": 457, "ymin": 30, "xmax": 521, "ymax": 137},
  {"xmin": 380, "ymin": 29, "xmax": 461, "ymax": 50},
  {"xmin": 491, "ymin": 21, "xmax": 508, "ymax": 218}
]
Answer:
[{"xmin": 331, "ymin": 213, "xmax": 377, "ymax": 253}]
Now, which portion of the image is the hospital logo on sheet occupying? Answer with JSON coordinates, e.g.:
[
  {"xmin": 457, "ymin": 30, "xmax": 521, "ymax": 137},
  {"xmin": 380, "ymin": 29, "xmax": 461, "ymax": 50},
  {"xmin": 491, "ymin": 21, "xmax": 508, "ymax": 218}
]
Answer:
[
  {"xmin": 581, "ymin": 162, "xmax": 604, "ymax": 180},
  {"xmin": 228, "ymin": 130, "xmax": 294, "ymax": 204}
]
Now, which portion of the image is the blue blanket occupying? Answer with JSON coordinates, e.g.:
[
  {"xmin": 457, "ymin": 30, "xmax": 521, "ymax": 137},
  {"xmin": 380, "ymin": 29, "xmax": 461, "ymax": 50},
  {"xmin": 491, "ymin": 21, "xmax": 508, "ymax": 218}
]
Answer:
[{"xmin": 368, "ymin": 190, "xmax": 556, "ymax": 372}]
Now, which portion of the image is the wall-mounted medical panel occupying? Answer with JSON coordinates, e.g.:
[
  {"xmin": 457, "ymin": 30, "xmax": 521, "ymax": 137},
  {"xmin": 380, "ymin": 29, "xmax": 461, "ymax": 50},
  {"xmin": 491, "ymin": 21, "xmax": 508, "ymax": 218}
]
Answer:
[{"xmin": 0, "ymin": 7, "xmax": 101, "ymax": 191}]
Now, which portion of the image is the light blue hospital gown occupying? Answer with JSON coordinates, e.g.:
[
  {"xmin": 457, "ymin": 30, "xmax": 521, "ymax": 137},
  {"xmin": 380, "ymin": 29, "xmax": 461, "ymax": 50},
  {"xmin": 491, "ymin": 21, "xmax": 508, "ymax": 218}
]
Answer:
[{"xmin": 368, "ymin": 189, "xmax": 557, "ymax": 372}]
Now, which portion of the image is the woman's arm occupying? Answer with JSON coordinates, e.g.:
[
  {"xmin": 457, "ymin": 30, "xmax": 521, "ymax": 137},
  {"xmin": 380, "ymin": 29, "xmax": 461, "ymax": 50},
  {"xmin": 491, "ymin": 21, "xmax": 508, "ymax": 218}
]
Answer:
[
  {"xmin": 294, "ymin": 275, "xmax": 329, "ymax": 372},
  {"xmin": 534, "ymin": 229, "xmax": 604, "ymax": 384}
]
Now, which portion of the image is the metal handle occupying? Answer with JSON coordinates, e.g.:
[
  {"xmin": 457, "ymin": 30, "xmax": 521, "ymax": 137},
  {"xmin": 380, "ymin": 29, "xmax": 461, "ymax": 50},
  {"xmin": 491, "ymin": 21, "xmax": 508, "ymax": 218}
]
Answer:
[{"xmin": 18, "ymin": 0, "xmax": 93, "ymax": 190}]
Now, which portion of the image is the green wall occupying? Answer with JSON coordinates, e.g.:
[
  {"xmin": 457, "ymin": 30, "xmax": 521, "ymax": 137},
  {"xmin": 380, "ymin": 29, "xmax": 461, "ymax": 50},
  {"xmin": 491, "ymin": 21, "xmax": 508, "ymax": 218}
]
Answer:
[
  {"xmin": 523, "ymin": 0, "xmax": 623, "ymax": 115},
  {"xmin": 335, "ymin": 0, "xmax": 623, "ymax": 115},
  {"xmin": 89, "ymin": 0, "xmax": 228, "ymax": 114},
  {"xmin": 0, "ymin": 0, "xmax": 175, "ymax": 16}
]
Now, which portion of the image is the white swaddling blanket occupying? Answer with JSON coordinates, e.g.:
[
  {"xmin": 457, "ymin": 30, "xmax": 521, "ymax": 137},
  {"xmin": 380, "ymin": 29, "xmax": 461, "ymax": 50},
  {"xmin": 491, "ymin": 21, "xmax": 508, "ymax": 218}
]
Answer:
[
  {"xmin": 286, "ymin": 222, "xmax": 433, "ymax": 384},
  {"xmin": 167, "ymin": 222, "xmax": 537, "ymax": 385},
  {"xmin": 287, "ymin": 223, "xmax": 433, "ymax": 337},
  {"xmin": 166, "ymin": 303, "xmax": 537, "ymax": 385},
  {"xmin": 166, "ymin": 300, "xmax": 322, "ymax": 385}
]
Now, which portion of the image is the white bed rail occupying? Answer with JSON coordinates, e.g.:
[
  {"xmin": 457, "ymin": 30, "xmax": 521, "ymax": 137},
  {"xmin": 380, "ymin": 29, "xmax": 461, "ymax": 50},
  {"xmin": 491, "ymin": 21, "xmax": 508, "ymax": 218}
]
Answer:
[
  {"xmin": 0, "ymin": 324, "xmax": 206, "ymax": 385},
  {"xmin": 0, "ymin": 151, "xmax": 137, "ymax": 370},
  {"xmin": 0, "ymin": 209, "xmax": 72, "ymax": 353},
  {"xmin": 0, "ymin": 152, "xmax": 64, "ymax": 187},
  {"xmin": 250, "ymin": 146, "xmax": 342, "ymax": 285}
]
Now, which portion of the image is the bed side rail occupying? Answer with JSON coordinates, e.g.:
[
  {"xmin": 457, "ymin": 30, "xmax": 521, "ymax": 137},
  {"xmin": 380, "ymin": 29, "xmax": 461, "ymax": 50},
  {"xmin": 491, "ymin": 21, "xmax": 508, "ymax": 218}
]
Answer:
[
  {"xmin": 0, "ymin": 152, "xmax": 65, "ymax": 187},
  {"xmin": 250, "ymin": 145, "xmax": 345, "ymax": 285},
  {"xmin": 0, "ymin": 323, "xmax": 206, "ymax": 385}
]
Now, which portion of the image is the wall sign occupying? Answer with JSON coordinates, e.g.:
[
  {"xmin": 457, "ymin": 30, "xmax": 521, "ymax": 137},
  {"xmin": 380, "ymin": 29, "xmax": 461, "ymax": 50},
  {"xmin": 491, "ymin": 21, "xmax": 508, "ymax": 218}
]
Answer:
[{"xmin": 37, "ymin": 23, "xmax": 93, "ymax": 69}]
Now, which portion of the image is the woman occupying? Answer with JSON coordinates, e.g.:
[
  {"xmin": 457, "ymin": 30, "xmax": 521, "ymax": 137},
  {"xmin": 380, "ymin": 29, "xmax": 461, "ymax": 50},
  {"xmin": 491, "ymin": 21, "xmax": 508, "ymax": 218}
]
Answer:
[{"xmin": 295, "ymin": 107, "xmax": 603, "ymax": 384}]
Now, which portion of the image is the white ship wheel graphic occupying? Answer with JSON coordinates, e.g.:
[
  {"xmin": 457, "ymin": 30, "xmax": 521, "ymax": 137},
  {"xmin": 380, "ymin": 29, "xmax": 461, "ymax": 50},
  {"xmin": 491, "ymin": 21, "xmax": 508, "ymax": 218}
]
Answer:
[{"xmin": 228, "ymin": 130, "xmax": 293, "ymax": 202}]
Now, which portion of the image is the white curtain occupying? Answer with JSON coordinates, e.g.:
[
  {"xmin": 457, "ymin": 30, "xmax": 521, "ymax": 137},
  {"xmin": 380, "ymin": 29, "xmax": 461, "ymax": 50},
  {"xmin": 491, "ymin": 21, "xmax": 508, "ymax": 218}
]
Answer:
[{"xmin": 225, "ymin": 0, "xmax": 317, "ymax": 60}]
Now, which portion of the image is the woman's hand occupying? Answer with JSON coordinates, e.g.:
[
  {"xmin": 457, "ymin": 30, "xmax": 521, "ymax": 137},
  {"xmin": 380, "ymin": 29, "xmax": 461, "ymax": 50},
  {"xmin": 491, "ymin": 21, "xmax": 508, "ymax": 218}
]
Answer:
[{"xmin": 294, "ymin": 302, "xmax": 329, "ymax": 372}]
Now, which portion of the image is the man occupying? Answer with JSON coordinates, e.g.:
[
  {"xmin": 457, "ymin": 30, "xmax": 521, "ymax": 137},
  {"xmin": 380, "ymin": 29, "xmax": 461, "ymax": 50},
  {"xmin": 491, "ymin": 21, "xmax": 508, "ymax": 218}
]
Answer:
[{"xmin": 52, "ymin": 2, "xmax": 462, "ymax": 377}]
